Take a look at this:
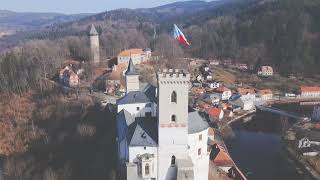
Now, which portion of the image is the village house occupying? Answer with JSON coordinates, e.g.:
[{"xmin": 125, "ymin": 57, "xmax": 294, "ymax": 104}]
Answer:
[
  {"xmin": 206, "ymin": 80, "xmax": 220, "ymax": 89},
  {"xmin": 235, "ymin": 63, "xmax": 248, "ymax": 71},
  {"xmin": 258, "ymin": 66, "xmax": 274, "ymax": 77},
  {"xmin": 210, "ymin": 60, "xmax": 220, "ymax": 66},
  {"xmin": 214, "ymin": 86, "xmax": 232, "ymax": 101},
  {"xmin": 105, "ymin": 63, "xmax": 127, "ymax": 95},
  {"xmin": 301, "ymin": 86, "xmax": 320, "ymax": 98},
  {"xmin": 257, "ymin": 89, "xmax": 273, "ymax": 101},
  {"xmin": 229, "ymin": 94, "xmax": 255, "ymax": 111},
  {"xmin": 59, "ymin": 67, "xmax": 80, "ymax": 87},
  {"xmin": 207, "ymin": 108, "xmax": 224, "ymax": 120},
  {"xmin": 237, "ymin": 87, "xmax": 256, "ymax": 96},
  {"xmin": 204, "ymin": 93, "xmax": 221, "ymax": 105},
  {"xmin": 117, "ymin": 48, "xmax": 151, "ymax": 65}
]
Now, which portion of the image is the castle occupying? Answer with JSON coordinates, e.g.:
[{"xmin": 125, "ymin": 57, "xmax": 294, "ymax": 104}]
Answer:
[{"xmin": 116, "ymin": 59, "xmax": 210, "ymax": 180}]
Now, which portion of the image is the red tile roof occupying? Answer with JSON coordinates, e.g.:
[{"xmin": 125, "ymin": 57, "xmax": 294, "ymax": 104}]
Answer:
[
  {"xmin": 208, "ymin": 108, "xmax": 223, "ymax": 118},
  {"xmin": 215, "ymin": 86, "xmax": 230, "ymax": 93},
  {"xmin": 301, "ymin": 86, "xmax": 320, "ymax": 92},
  {"xmin": 258, "ymin": 89, "xmax": 272, "ymax": 95},
  {"xmin": 237, "ymin": 88, "xmax": 256, "ymax": 95},
  {"xmin": 118, "ymin": 49, "xmax": 144, "ymax": 57},
  {"xmin": 212, "ymin": 144, "xmax": 234, "ymax": 167}
]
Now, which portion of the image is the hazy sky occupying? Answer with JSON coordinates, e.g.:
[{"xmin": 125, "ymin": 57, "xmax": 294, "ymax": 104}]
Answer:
[{"xmin": 1, "ymin": 0, "xmax": 208, "ymax": 14}]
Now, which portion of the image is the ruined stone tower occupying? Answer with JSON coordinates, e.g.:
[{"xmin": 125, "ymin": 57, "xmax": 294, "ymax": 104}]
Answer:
[{"xmin": 90, "ymin": 24, "xmax": 100, "ymax": 64}]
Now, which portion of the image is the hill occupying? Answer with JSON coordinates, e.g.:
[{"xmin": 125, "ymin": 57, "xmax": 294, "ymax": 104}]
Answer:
[
  {"xmin": 1, "ymin": 0, "xmax": 320, "ymax": 76},
  {"xmin": 0, "ymin": 10, "xmax": 92, "ymax": 31}
]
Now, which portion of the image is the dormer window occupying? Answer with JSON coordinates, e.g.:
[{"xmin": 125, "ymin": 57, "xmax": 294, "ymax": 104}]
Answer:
[{"xmin": 171, "ymin": 91, "xmax": 177, "ymax": 103}]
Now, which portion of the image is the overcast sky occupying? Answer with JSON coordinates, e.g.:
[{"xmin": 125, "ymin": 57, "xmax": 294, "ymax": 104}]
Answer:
[{"xmin": 1, "ymin": 0, "xmax": 209, "ymax": 14}]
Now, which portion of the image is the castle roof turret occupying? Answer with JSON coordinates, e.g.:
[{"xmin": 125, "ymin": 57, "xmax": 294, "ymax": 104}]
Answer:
[
  {"xmin": 89, "ymin": 24, "xmax": 98, "ymax": 36},
  {"xmin": 125, "ymin": 59, "xmax": 139, "ymax": 76}
]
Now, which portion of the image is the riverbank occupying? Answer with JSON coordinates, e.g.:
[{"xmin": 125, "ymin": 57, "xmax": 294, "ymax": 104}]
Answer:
[{"xmin": 284, "ymin": 122, "xmax": 320, "ymax": 180}]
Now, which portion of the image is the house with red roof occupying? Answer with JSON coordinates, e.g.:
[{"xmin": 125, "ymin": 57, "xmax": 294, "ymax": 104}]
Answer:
[
  {"xmin": 257, "ymin": 89, "xmax": 273, "ymax": 101},
  {"xmin": 301, "ymin": 86, "xmax": 320, "ymax": 98},
  {"xmin": 208, "ymin": 108, "xmax": 224, "ymax": 120},
  {"xmin": 117, "ymin": 48, "xmax": 151, "ymax": 65}
]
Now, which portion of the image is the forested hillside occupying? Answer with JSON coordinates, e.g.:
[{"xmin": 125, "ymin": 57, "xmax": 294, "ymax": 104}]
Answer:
[{"xmin": 4, "ymin": 0, "xmax": 317, "ymax": 76}]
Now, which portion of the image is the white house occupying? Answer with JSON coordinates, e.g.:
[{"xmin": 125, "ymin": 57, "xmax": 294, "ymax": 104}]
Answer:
[
  {"xmin": 301, "ymin": 87, "xmax": 320, "ymax": 98},
  {"xmin": 258, "ymin": 66, "xmax": 273, "ymax": 77},
  {"xmin": 257, "ymin": 89, "xmax": 273, "ymax": 101},
  {"xmin": 116, "ymin": 66, "xmax": 210, "ymax": 180},
  {"xmin": 207, "ymin": 81, "xmax": 220, "ymax": 89},
  {"xmin": 214, "ymin": 86, "xmax": 232, "ymax": 101},
  {"xmin": 229, "ymin": 95, "xmax": 255, "ymax": 111},
  {"xmin": 117, "ymin": 48, "xmax": 151, "ymax": 65}
]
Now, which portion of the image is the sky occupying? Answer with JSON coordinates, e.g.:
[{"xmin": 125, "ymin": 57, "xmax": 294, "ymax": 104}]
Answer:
[{"xmin": 1, "ymin": 0, "xmax": 209, "ymax": 14}]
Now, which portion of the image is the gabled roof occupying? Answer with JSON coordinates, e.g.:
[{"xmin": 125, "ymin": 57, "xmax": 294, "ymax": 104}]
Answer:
[
  {"xmin": 89, "ymin": 24, "xmax": 98, "ymax": 36},
  {"xmin": 237, "ymin": 87, "xmax": 256, "ymax": 95},
  {"xmin": 208, "ymin": 108, "xmax": 223, "ymax": 118},
  {"xmin": 188, "ymin": 111, "xmax": 209, "ymax": 134},
  {"xmin": 143, "ymin": 84, "xmax": 157, "ymax": 103},
  {"xmin": 117, "ymin": 109, "xmax": 135, "ymax": 126},
  {"xmin": 125, "ymin": 59, "xmax": 139, "ymax": 76},
  {"xmin": 128, "ymin": 117, "xmax": 158, "ymax": 146},
  {"xmin": 117, "ymin": 91, "xmax": 151, "ymax": 105}
]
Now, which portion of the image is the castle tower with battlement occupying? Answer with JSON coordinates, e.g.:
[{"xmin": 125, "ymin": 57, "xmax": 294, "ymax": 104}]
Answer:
[
  {"xmin": 89, "ymin": 24, "xmax": 100, "ymax": 64},
  {"xmin": 157, "ymin": 69, "xmax": 191, "ymax": 180}
]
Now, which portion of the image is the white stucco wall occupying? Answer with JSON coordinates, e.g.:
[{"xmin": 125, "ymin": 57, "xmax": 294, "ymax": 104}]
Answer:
[
  {"xmin": 188, "ymin": 129, "xmax": 210, "ymax": 180},
  {"xmin": 117, "ymin": 103, "xmax": 156, "ymax": 117},
  {"xmin": 128, "ymin": 146, "xmax": 158, "ymax": 179},
  {"xmin": 157, "ymin": 71, "xmax": 190, "ymax": 180}
]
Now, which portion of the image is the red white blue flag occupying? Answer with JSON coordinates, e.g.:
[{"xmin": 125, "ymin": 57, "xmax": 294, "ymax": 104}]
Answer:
[{"xmin": 173, "ymin": 24, "xmax": 190, "ymax": 46}]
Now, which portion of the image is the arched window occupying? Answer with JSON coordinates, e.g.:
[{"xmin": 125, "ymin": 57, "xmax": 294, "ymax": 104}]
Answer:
[
  {"xmin": 145, "ymin": 163, "xmax": 150, "ymax": 175},
  {"xmin": 171, "ymin": 115, "xmax": 176, "ymax": 122},
  {"xmin": 171, "ymin": 91, "xmax": 177, "ymax": 103},
  {"xmin": 171, "ymin": 155, "xmax": 176, "ymax": 165}
]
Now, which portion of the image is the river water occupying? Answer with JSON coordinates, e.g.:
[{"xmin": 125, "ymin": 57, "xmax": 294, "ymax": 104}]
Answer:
[{"xmin": 226, "ymin": 104, "xmax": 315, "ymax": 180}]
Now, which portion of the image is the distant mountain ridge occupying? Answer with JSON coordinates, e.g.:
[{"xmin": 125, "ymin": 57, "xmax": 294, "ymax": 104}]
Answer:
[{"xmin": 0, "ymin": 10, "xmax": 92, "ymax": 31}]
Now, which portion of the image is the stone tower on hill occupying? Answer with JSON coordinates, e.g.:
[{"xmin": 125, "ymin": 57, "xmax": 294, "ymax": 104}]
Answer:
[{"xmin": 89, "ymin": 24, "xmax": 100, "ymax": 64}]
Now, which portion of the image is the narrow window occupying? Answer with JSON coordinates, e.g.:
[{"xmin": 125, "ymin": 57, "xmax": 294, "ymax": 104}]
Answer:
[
  {"xmin": 171, "ymin": 156, "xmax": 176, "ymax": 165},
  {"xmin": 199, "ymin": 134, "xmax": 202, "ymax": 141},
  {"xmin": 171, "ymin": 91, "xmax": 177, "ymax": 103},
  {"xmin": 136, "ymin": 107, "xmax": 140, "ymax": 111},
  {"xmin": 171, "ymin": 115, "xmax": 176, "ymax": 122},
  {"xmin": 198, "ymin": 148, "xmax": 202, "ymax": 156},
  {"xmin": 145, "ymin": 163, "xmax": 150, "ymax": 175}
]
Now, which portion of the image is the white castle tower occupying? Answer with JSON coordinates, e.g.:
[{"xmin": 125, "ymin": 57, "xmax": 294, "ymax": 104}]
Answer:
[
  {"xmin": 125, "ymin": 59, "xmax": 140, "ymax": 94},
  {"xmin": 89, "ymin": 24, "xmax": 100, "ymax": 64},
  {"xmin": 157, "ymin": 69, "xmax": 191, "ymax": 180}
]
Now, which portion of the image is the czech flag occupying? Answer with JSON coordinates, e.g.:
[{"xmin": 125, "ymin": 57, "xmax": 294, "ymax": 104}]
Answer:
[{"xmin": 173, "ymin": 24, "xmax": 190, "ymax": 46}]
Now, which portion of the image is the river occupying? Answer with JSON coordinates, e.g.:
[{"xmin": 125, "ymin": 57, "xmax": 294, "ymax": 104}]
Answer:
[{"xmin": 226, "ymin": 104, "xmax": 316, "ymax": 180}]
